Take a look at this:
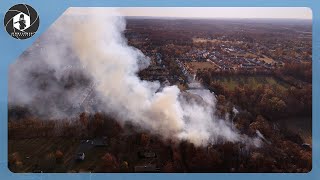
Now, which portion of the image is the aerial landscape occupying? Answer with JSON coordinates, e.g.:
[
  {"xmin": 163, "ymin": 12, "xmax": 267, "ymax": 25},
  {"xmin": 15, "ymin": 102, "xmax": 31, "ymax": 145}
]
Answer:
[{"xmin": 8, "ymin": 8, "xmax": 312, "ymax": 173}]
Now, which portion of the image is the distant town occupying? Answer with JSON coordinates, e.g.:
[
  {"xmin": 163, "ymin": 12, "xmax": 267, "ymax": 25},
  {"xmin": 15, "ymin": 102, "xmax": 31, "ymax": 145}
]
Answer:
[{"xmin": 126, "ymin": 18, "xmax": 311, "ymax": 87}]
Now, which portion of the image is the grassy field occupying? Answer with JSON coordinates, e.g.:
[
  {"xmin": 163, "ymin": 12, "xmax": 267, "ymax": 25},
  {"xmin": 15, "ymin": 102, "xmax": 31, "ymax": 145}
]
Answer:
[{"xmin": 212, "ymin": 75, "xmax": 289, "ymax": 91}]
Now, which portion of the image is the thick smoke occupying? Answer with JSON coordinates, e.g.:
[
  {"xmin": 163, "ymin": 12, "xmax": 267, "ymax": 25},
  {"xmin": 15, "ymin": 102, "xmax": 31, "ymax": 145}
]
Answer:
[{"xmin": 9, "ymin": 8, "xmax": 261, "ymax": 147}]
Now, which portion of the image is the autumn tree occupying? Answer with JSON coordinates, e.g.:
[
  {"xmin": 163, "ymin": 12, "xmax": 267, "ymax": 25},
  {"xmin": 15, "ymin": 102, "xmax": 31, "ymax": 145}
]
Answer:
[
  {"xmin": 249, "ymin": 115, "xmax": 272, "ymax": 139},
  {"xmin": 101, "ymin": 153, "xmax": 119, "ymax": 172},
  {"xmin": 79, "ymin": 112, "xmax": 88, "ymax": 128},
  {"xmin": 55, "ymin": 150, "xmax": 64, "ymax": 163},
  {"xmin": 120, "ymin": 161, "xmax": 129, "ymax": 172},
  {"xmin": 163, "ymin": 161, "xmax": 175, "ymax": 172},
  {"xmin": 8, "ymin": 152, "xmax": 23, "ymax": 171},
  {"xmin": 140, "ymin": 133, "xmax": 150, "ymax": 147}
]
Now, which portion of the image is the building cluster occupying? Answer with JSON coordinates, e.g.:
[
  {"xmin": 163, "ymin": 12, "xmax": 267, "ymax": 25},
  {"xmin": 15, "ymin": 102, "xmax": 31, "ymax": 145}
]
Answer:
[{"xmin": 178, "ymin": 44, "xmax": 286, "ymax": 74}]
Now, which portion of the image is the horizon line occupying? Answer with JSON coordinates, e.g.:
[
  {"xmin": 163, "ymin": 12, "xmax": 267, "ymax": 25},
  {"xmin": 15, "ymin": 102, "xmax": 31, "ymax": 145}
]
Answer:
[{"xmin": 123, "ymin": 15, "xmax": 312, "ymax": 20}]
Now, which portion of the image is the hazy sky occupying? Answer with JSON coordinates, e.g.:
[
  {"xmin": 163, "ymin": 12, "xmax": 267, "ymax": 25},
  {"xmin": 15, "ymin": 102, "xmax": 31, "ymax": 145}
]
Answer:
[{"xmin": 68, "ymin": 7, "xmax": 312, "ymax": 19}]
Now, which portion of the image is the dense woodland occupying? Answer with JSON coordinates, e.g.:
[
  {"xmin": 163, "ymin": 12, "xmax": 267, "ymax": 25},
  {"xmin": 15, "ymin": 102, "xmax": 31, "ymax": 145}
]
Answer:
[
  {"xmin": 8, "ymin": 109, "xmax": 312, "ymax": 172},
  {"xmin": 197, "ymin": 62, "xmax": 312, "ymax": 119}
]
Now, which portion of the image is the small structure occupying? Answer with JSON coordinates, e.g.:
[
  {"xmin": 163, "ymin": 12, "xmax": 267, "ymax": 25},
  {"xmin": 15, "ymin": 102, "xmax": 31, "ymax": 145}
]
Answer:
[
  {"xmin": 134, "ymin": 165, "xmax": 160, "ymax": 172},
  {"xmin": 138, "ymin": 151, "xmax": 156, "ymax": 158},
  {"xmin": 301, "ymin": 143, "xmax": 312, "ymax": 151},
  {"xmin": 33, "ymin": 170, "xmax": 43, "ymax": 173},
  {"xmin": 76, "ymin": 152, "xmax": 85, "ymax": 161},
  {"xmin": 93, "ymin": 137, "xmax": 108, "ymax": 147},
  {"xmin": 80, "ymin": 139, "xmax": 93, "ymax": 145}
]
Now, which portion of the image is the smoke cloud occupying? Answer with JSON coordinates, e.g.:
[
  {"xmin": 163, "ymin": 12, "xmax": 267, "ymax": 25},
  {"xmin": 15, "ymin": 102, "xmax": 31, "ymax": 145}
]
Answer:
[{"xmin": 9, "ymin": 8, "xmax": 261, "ymax": 147}]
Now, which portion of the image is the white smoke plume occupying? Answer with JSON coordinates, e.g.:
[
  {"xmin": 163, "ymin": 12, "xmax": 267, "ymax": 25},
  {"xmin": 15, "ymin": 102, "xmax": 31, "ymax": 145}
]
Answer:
[{"xmin": 9, "ymin": 8, "xmax": 261, "ymax": 147}]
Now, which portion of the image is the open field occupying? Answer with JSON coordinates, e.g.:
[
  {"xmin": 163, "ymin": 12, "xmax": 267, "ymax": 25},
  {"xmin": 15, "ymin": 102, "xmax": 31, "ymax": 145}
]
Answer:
[
  {"xmin": 212, "ymin": 75, "xmax": 289, "ymax": 90},
  {"xmin": 281, "ymin": 117, "xmax": 312, "ymax": 144},
  {"xmin": 8, "ymin": 138, "xmax": 116, "ymax": 172},
  {"xmin": 185, "ymin": 61, "xmax": 219, "ymax": 73},
  {"xmin": 192, "ymin": 38, "xmax": 244, "ymax": 44},
  {"xmin": 8, "ymin": 138, "xmax": 79, "ymax": 172},
  {"xmin": 230, "ymin": 52, "xmax": 258, "ymax": 58},
  {"xmin": 8, "ymin": 134, "xmax": 171, "ymax": 173},
  {"xmin": 258, "ymin": 55, "xmax": 276, "ymax": 64}
]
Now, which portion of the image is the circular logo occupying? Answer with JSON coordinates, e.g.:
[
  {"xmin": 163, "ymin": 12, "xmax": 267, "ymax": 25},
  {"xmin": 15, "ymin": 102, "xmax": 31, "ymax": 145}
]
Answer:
[{"xmin": 4, "ymin": 4, "xmax": 40, "ymax": 40}]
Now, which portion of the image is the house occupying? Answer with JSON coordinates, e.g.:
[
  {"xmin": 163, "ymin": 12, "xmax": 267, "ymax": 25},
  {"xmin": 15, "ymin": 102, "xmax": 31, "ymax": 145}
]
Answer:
[
  {"xmin": 138, "ymin": 151, "xmax": 157, "ymax": 158},
  {"xmin": 241, "ymin": 63, "xmax": 256, "ymax": 69}
]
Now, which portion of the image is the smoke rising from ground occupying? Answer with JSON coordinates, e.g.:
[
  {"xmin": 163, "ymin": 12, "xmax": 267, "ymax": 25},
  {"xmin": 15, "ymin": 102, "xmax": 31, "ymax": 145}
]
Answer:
[{"xmin": 9, "ymin": 8, "xmax": 261, "ymax": 147}]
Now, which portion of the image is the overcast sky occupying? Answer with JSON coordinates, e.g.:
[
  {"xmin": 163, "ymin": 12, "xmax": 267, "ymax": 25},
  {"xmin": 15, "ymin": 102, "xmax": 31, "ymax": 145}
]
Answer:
[{"xmin": 68, "ymin": 7, "xmax": 312, "ymax": 19}]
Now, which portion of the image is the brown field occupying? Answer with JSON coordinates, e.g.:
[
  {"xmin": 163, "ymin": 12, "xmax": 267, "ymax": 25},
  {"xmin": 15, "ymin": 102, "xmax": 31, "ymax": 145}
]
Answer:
[
  {"xmin": 8, "ymin": 138, "xmax": 79, "ymax": 172},
  {"xmin": 229, "ymin": 52, "xmax": 275, "ymax": 64},
  {"xmin": 230, "ymin": 52, "xmax": 258, "ymax": 58},
  {"xmin": 185, "ymin": 61, "xmax": 219, "ymax": 73},
  {"xmin": 281, "ymin": 117, "xmax": 312, "ymax": 144},
  {"xmin": 192, "ymin": 38, "xmax": 243, "ymax": 44},
  {"xmin": 8, "ymin": 138, "xmax": 124, "ymax": 173},
  {"xmin": 258, "ymin": 55, "xmax": 275, "ymax": 64},
  {"xmin": 193, "ymin": 38, "xmax": 222, "ymax": 43}
]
